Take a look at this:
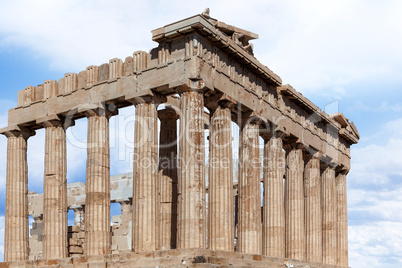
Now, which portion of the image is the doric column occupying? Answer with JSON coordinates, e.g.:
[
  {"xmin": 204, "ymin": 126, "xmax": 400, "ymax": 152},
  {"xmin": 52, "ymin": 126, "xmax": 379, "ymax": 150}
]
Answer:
[
  {"xmin": 322, "ymin": 165, "xmax": 337, "ymax": 265},
  {"xmin": 238, "ymin": 120, "xmax": 261, "ymax": 254},
  {"xmin": 177, "ymin": 90, "xmax": 206, "ymax": 249},
  {"xmin": 285, "ymin": 145, "xmax": 305, "ymax": 260},
  {"xmin": 208, "ymin": 103, "xmax": 234, "ymax": 251},
  {"xmin": 262, "ymin": 135, "xmax": 285, "ymax": 257},
  {"xmin": 2, "ymin": 127, "xmax": 35, "ymax": 262},
  {"xmin": 336, "ymin": 172, "xmax": 348, "ymax": 267},
  {"xmin": 304, "ymin": 155, "xmax": 322, "ymax": 263},
  {"xmin": 158, "ymin": 108, "xmax": 178, "ymax": 250},
  {"xmin": 85, "ymin": 105, "xmax": 114, "ymax": 256},
  {"xmin": 132, "ymin": 100, "xmax": 159, "ymax": 252},
  {"xmin": 39, "ymin": 116, "xmax": 70, "ymax": 259}
]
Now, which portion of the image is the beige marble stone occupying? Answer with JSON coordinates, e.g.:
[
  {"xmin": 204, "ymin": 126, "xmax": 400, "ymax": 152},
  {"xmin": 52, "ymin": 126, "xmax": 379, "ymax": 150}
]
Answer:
[
  {"xmin": 132, "ymin": 102, "xmax": 159, "ymax": 252},
  {"xmin": 336, "ymin": 173, "xmax": 348, "ymax": 267},
  {"xmin": 304, "ymin": 156, "xmax": 322, "ymax": 263},
  {"xmin": 3, "ymin": 129, "xmax": 32, "ymax": 262},
  {"xmin": 285, "ymin": 146, "xmax": 305, "ymax": 260},
  {"xmin": 322, "ymin": 166, "xmax": 337, "ymax": 265},
  {"xmin": 85, "ymin": 110, "xmax": 112, "ymax": 256},
  {"xmin": 177, "ymin": 90, "xmax": 206, "ymax": 249},
  {"xmin": 237, "ymin": 121, "xmax": 261, "ymax": 254},
  {"xmin": 208, "ymin": 105, "xmax": 234, "ymax": 251},
  {"xmin": 262, "ymin": 135, "xmax": 285, "ymax": 257},
  {"xmin": 42, "ymin": 119, "xmax": 68, "ymax": 259}
]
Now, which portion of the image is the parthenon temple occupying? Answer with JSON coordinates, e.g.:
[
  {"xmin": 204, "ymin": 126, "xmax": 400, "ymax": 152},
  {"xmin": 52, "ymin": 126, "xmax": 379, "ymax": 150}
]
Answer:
[{"xmin": 0, "ymin": 11, "xmax": 359, "ymax": 268}]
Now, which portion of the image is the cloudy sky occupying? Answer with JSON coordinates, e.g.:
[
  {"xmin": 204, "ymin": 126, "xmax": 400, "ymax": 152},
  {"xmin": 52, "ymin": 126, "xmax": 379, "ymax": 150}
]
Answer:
[{"xmin": 0, "ymin": 0, "xmax": 401, "ymax": 266}]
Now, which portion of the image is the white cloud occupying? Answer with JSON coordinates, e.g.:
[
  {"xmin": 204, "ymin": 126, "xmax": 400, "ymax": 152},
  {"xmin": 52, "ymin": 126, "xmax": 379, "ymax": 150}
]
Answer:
[
  {"xmin": 347, "ymin": 117, "xmax": 402, "ymax": 266},
  {"xmin": 349, "ymin": 221, "xmax": 402, "ymax": 268}
]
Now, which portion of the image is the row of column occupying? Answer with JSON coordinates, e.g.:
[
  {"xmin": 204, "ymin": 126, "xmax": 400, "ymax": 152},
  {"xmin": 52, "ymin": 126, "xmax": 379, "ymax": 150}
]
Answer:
[{"xmin": 2, "ymin": 89, "xmax": 348, "ymax": 267}]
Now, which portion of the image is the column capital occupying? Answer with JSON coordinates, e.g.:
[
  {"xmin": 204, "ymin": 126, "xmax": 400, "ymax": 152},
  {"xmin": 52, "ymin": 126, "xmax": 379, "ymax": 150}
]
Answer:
[
  {"xmin": 78, "ymin": 102, "xmax": 118, "ymax": 118},
  {"xmin": 205, "ymin": 93, "xmax": 238, "ymax": 112},
  {"xmin": 158, "ymin": 107, "xmax": 179, "ymax": 121},
  {"xmin": 125, "ymin": 89, "xmax": 166, "ymax": 106},
  {"xmin": 178, "ymin": 79, "xmax": 206, "ymax": 94},
  {"xmin": 0, "ymin": 125, "xmax": 36, "ymax": 139},
  {"xmin": 36, "ymin": 114, "xmax": 75, "ymax": 129},
  {"xmin": 283, "ymin": 141, "xmax": 305, "ymax": 152},
  {"xmin": 320, "ymin": 156, "xmax": 338, "ymax": 170}
]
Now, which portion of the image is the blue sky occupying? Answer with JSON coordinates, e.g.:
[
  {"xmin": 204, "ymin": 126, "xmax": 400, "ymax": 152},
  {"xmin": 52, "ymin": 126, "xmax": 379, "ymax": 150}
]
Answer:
[{"xmin": 0, "ymin": 0, "xmax": 401, "ymax": 266}]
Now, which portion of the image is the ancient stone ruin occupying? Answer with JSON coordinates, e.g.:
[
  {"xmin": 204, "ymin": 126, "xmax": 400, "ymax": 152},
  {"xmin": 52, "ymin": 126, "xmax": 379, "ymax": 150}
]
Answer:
[{"xmin": 0, "ymin": 11, "xmax": 359, "ymax": 268}]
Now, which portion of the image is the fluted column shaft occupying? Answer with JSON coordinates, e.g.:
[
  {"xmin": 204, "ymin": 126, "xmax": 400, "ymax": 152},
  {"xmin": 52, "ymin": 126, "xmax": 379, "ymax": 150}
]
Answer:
[
  {"xmin": 263, "ymin": 136, "xmax": 285, "ymax": 257},
  {"xmin": 132, "ymin": 102, "xmax": 159, "ymax": 252},
  {"xmin": 208, "ymin": 105, "xmax": 234, "ymax": 251},
  {"xmin": 304, "ymin": 156, "xmax": 322, "ymax": 263},
  {"xmin": 285, "ymin": 147, "xmax": 305, "ymax": 260},
  {"xmin": 158, "ymin": 108, "xmax": 178, "ymax": 250},
  {"xmin": 42, "ymin": 120, "xmax": 68, "ymax": 259},
  {"xmin": 322, "ymin": 166, "xmax": 337, "ymax": 265},
  {"xmin": 238, "ymin": 121, "xmax": 261, "ymax": 254},
  {"xmin": 3, "ymin": 130, "xmax": 32, "ymax": 262},
  {"xmin": 177, "ymin": 91, "xmax": 206, "ymax": 249},
  {"xmin": 336, "ymin": 173, "xmax": 348, "ymax": 267},
  {"xmin": 85, "ymin": 111, "xmax": 111, "ymax": 256}
]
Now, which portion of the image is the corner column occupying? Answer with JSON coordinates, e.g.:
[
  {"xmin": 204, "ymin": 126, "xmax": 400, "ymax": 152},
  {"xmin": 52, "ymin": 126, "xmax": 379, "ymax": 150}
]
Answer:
[
  {"xmin": 208, "ymin": 102, "xmax": 234, "ymax": 251},
  {"xmin": 322, "ymin": 165, "xmax": 337, "ymax": 265},
  {"xmin": 304, "ymin": 155, "xmax": 322, "ymax": 263},
  {"xmin": 262, "ymin": 134, "xmax": 285, "ymax": 257},
  {"xmin": 238, "ymin": 119, "xmax": 261, "ymax": 254},
  {"xmin": 336, "ymin": 172, "xmax": 348, "ymax": 267},
  {"xmin": 158, "ymin": 108, "xmax": 178, "ymax": 250},
  {"xmin": 39, "ymin": 116, "xmax": 70, "ymax": 259},
  {"xmin": 2, "ymin": 127, "xmax": 35, "ymax": 262},
  {"xmin": 285, "ymin": 144, "xmax": 305, "ymax": 260},
  {"xmin": 177, "ymin": 90, "xmax": 206, "ymax": 249},
  {"xmin": 85, "ymin": 105, "xmax": 114, "ymax": 256},
  {"xmin": 132, "ymin": 100, "xmax": 159, "ymax": 252}
]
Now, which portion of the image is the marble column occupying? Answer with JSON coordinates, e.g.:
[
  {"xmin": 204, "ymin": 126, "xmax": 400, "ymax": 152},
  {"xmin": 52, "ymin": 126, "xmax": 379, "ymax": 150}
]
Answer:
[
  {"xmin": 208, "ymin": 104, "xmax": 234, "ymax": 251},
  {"xmin": 304, "ymin": 156, "xmax": 322, "ymax": 263},
  {"xmin": 177, "ymin": 90, "xmax": 206, "ymax": 249},
  {"xmin": 285, "ymin": 146, "xmax": 305, "ymax": 260},
  {"xmin": 42, "ymin": 118, "xmax": 68, "ymax": 259},
  {"xmin": 322, "ymin": 166, "xmax": 337, "ymax": 265},
  {"xmin": 238, "ymin": 120, "xmax": 261, "ymax": 254},
  {"xmin": 336, "ymin": 172, "xmax": 348, "ymax": 267},
  {"xmin": 262, "ymin": 135, "xmax": 285, "ymax": 257},
  {"xmin": 85, "ymin": 108, "xmax": 112, "ymax": 256},
  {"xmin": 132, "ymin": 101, "xmax": 159, "ymax": 252},
  {"xmin": 158, "ymin": 108, "xmax": 178, "ymax": 250},
  {"xmin": 3, "ymin": 128, "xmax": 33, "ymax": 262}
]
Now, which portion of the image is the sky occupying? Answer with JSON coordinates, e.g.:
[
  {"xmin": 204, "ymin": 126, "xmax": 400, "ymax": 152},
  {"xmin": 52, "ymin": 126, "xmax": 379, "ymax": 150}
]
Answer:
[{"xmin": 0, "ymin": 0, "xmax": 401, "ymax": 266}]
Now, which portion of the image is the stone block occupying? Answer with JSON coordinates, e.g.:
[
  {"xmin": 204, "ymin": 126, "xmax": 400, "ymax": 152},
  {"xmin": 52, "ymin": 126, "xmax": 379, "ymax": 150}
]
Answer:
[
  {"xmin": 109, "ymin": 58, "xmax": 123, "ymax": 80},
  {"xmin": 43, "ymin": 80, "xmax": 58, "ymax": 99},
  {"xmin": 98, "ymin": 63, "xmax": 109, "ymax": 82},
  {"xmin": 34, "ymin": 84, "xmax": 44, "ymax": 102},
  {"xmin": 70, "ymin": 246, "xmax": 84, "ymax": 254},
  {"xmin": 64, "ymin": 73, "xmax": 78, "ymax": 94},
  {"xmin": 133, "ymin": 51, "xmax": 147, "ymax": 72},
  {"xmin": 78, "ymin": 71, "xmax": 87, "ymax": 89},
  {"xmin": 124, "ymin": 56, "xmax": 133, "ymax": 75},
  {"xmin": 88, "ymin": 263, "xmax": 106, "ymax": 268},
  {"xmin": 70, "ymin": 238, "xmax": 82, "ymax": 246},
  {"xmin": 86, "ymin": 65, "xmax": 99, "ymax": 86}
]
